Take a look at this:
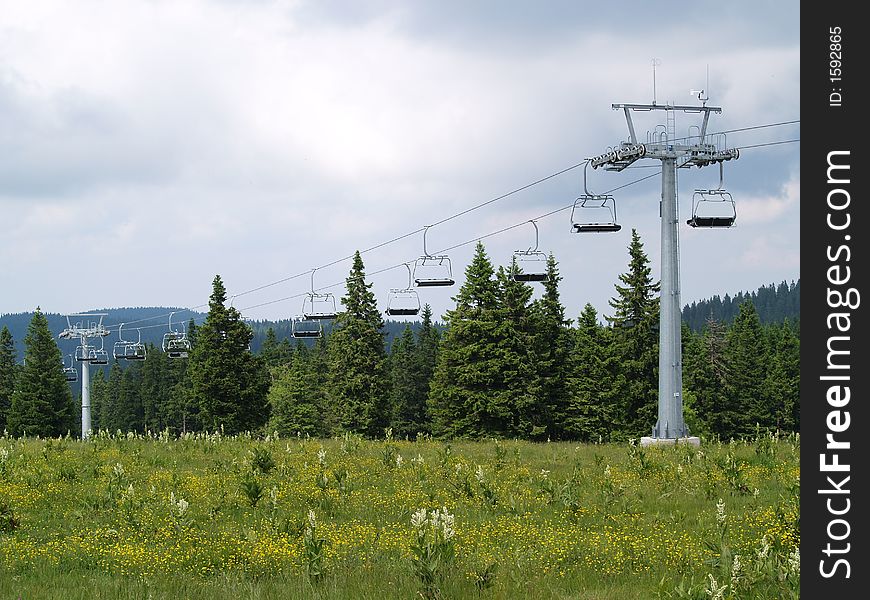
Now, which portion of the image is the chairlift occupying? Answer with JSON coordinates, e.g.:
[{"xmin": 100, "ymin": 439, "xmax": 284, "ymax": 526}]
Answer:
[
  {"xmin": 162, "ymin": 311, "xmax": 191, "ymax": 359},
  {"xmin": 88, "ymin": 337, "xmax": 109, "ymax": 365},
  {"xmin": 512, "ymin": 220, "xmax": 549, "ymax": 282},
  {"xmin": 571, "ymin": 162, "xmax": 622, "ymax": 233},
  {"xmin": 113, "ymin": 323, "xmax": 147, "ymax": 361},
  {"xmin": 413, "ymin": 225, "xmax": 455, "ymax": 287},
  {"xmin": 292, "ymin": 315, "xmax": 322, "ymax": 339},
  {"xmin": 74, "ymin": 343, "xmax": 90, "ymax": 362},
  {"xmin": 385, "ymin": 263, "xmax": 422, "ymax": 316},
  {"xmin": 686, "ymin": 163, "xmax": 736, "ymax": 228},
  {"xmin": 302, "ymin": 269, "xmax": 339, "ymax": 320},
  {"xmin": 63, "ymin": 354, "xmax": 78, "ymax": 382}
]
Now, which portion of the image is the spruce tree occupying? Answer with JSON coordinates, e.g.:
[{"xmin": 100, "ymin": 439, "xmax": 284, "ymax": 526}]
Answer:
[
  {"xmin": 7, "ymin": 308, "xmax": 74, "ymax": 437},
  {"xmin": 528, "ymin": 254, "xmax": 571, "ymax": 440},
  {"xmin": 416, "ymin": 304, "xmax": 440, "ymax": 394},
  {"xmin": 189, "ymin": 275, "xmax": 271, "ymax": 434},
  {"xmin": 565, "ymin": 304, "xmax": 622, "ymax": 441},
  {"xmin": 763, "ymin": 319, "xmax": 800, "ymax": 432},
  {"xmin": 688, "ymin": 316, "xmax": 731, "ymax": 438},
  {"xmin": 89, "ymin": 369, "xmax": 107, "ymax": 432},
  {"xmin": 260, "ymin": 327, "xmax": 292, "ymax": 369},
  {"xmin": 724, "ymin": 300, "xmax": 769, "ymax": 436},
  {"xmin": 389, "ymin": 326, "xmax": 428, "ymax": 438},
  {"xmin": 0, "ymin": 326, "xmax": 15, "ymax": 432},
  {"xmin": 328, "ymin": 252, "xmax": 388, "ymax": 437},
  {"xmin": 493, "ymin": 260, "xmax": 536, "ymax": 437},
  {"xmin": 428, "ymin": 241, "xmax": 502, "ymax": 438},
  {"xmin": 606, "ymin": 230, "xmax": 660, "ymax": 439},
  {"xmin": 268, "ymin": 345, "xmax": 326, "ymax": 437}
]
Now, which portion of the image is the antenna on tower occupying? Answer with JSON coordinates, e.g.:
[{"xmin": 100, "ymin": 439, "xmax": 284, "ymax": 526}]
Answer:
[
  {"xmin": 651, "ymin": 58, "xmax": 662, "ymax": 105},
  {"xmin": 690, "ymin": 65, "xmax": 710, "ymax": 105}
]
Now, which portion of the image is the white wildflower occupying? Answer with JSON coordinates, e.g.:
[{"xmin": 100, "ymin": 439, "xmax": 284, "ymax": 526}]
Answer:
[
  {"xmin": 715, "ymin": 499, "xmax": 726, "ymax": 526},
  {"xmin": 540, "ymin": 469, "xmax": 550, "ymax": 479},
  {"xmin": 475, "ymin": 465, "xmax": 485, "ymax": 484},
  {"xmin": 317, "ymin": 447, "xmax": 327, "ymax": 467},
  {"xmin": 730, "ymin": 553, "xmax": 742, "ymax": 587},
  {"xmin": 411, "ymin": 508, "xmax": 428, "ymax": 530},
  {"xmin": 788, "ymin": 547, "xmax": 800, "ymax": 575},
  {"xmin": 604, "ymin": 464, "xmax": 612, "ymax": 479},
  {"xmin": 756, "ymin": 535, "xmax": 770, "ymax": 561},
  {"xmin": 704, "ymin": 573, "xmax": 727, "ymax": 600},
  {"xmin": 170, "ymin": 491, "xmax": 188, "ymax": 516},
  {"xmin": 112, "ymin": 462, "xmax": 125, "ymax": 478},
  {"xmin": 0, "ymin": 447, "xmax": 8, "ymax": 462},
  {"xmin": 395, "ymin": 454, "xmax": 404, "ymax": 468},
  {"xmin": 307, "ymin": 509, "xmax": 317, "ymax": 530},
  {"xmin": 411, "ymin": 454, "xmax": 424, "ymax": 467},
  {"xmin": 752, "ymin": 488, "xmax": 760, "ymax": 499}
]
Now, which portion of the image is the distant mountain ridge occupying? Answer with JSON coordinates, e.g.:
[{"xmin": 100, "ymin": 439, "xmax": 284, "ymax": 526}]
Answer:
[
  {"xmin": 1, "ymin": 279, "xmax": 799, "ymax": 360},
  {"xmin": 681, "ymin": 279, "xmax": 800, "ymax": 332}
]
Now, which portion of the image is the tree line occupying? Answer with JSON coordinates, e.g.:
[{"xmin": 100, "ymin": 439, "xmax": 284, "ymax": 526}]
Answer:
[{"xmin": 0, "ymin": 230, "xmax": 799, "ymax": 441}]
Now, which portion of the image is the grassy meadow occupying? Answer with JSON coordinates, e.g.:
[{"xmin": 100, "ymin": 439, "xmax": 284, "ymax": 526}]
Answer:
[{"xmin": 0, "ymin": 431, "xmax": 799, "ymax": 599}]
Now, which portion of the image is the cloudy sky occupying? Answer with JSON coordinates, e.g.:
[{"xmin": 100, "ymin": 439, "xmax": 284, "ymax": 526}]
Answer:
[{"xmin": 1, "ymin": 0, "xmax": 799, "ymax": 327}]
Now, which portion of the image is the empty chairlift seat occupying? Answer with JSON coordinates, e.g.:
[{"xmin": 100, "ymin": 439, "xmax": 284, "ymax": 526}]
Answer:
[
  {"xmin": 113, "ymin": 324, "xmax": 147, "ymax": 361},
  {"xmin": 385, "ymin": 263, "xmax": 422, "ymax": 316},
  {"xmin": 686, "ymin": 189, "xmax": 736, "ymax": 228},
  {"xmin": 292, "ymin": 316, "xmax": 322, "ymax": 339},
  {"xmin": 571, "ymin": 195, "xmax": 622, "ymax": 233},
  {"xmin": 511, "ymin": 220, "xmax": 549, "ymax": 282}
]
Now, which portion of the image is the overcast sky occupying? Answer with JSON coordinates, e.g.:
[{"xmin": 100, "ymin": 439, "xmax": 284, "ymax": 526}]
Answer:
[{"xmin": 1, "ymin": 0, "xmax": 799, "ymax": 329}]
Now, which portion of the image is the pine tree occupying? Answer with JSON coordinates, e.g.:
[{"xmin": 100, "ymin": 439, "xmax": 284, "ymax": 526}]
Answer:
[
  {"xmin": 189, "ymin": 275, "xmax": 271, "ymax": 434},
  {"xmin": 565, "ymin": 304, "xmax": 621, "ymax": 441},
  {"xmin": 763, "ymin": 319, "xmax": 800, "ymax": 432},
  {"xmin": 0, "ymin": 326, "xmax": 15, "ymax": 432},
  {"xmin": 389, "ymin": 326, "xmax": 428, "ymax": 438},
  {"xmin": 7, "ymin": 308, "xmax": 74, "ymax": 437},
  {"xmin": 493, "ymin": 260, "xmax": 536, "ymax": 437},
  {"xmin": 328, "ymin": 252, "xmax": 388, "ymax": 437},
  {"xmin": 102, "ymin": 362, "xmax": 124, "ymax": 432},
  {"xmin": 724, "ymin": 300, "xmax": 769, "ymax": 436},
  {"xmin": 428, "ymin": 241, "xmax": 502, "ymax": 438},
  {"xmin": 260, "ymin": 327, "xmax": 292, "ymax": 369},
  {"xmin": 528, "ymin": 254, "xmax": 571, "ymax": 440},
  {"xmin": 607, "ymin": 230, "xmax": 660, "ymax": 439},
  {"xmin": 416, "ymin": 304, "xmax": 440, "ymax": 389},
  {"xmin": 268, "ymin": 344, "xmax": 326, "ymax": 437},
  {"xmin": 89, "ymin": 369, "xmax": 107, "ymax": 432}
]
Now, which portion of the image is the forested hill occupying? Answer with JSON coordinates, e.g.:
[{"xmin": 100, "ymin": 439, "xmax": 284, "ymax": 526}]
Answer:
[
  {"xmin": 0, "ymin": 308, "xmax": 438, "ymax": 361},
  {"xmin": 1, "ymin": 278, "xmax": 798, "ymax": 359},
  {"xmin": 682, "ymin": 279, "xmax": 800, "ymax": 332},
  {"xmin": 0, "ymin": 308, "xmax": 207, "ymax": 362}
]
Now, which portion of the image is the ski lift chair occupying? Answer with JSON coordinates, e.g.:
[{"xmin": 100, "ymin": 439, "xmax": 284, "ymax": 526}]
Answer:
[
  {"xmin": 162, "ymin": 311, "xmax": 192, "ymax": 358},
  {"xmin": 686, "ymin": 163, "xmax": 736, "ymax": 228},
  {"xmin": 88, "ymin": 337, "xmax": 109, "ymax": 365},
  {"xmin": 113, "ymin": 324, "xmax": 147, "ymax": 361},
  {"xmin": 571, "ymin": 162, "xmax": 622, "ymax": 233},
  {"xmin": 63, "ymin": 354, "xmax": 78, "ymax": 382},
  {"xmin": 512, "ymin": 220, "xmax": 549, "ymax": 282},
  {"xmin": 292, "ymin": 316, "xmax": 322, "ymax": 339},
  {"xmin": 302, "ymin": 269, "xmax": 339, "ymax": 320},
  {"xmin": 413, "ymin": 225, "xmax": 455, "ymax": 287},
  {"xmin": 74, "ymin": 344, "xmax": 90, "ymax": 362},
  {"xmin": 385, "ymin": 263, "xmax": 422, "ymax": 316}
]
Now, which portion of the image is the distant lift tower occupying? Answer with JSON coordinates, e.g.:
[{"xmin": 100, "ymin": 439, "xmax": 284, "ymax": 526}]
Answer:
[
  {"xmin": 590, "ymin": 99, "xmax": 738, "ymax": 446},
  {"xmin": 59, "ymin": 313, "xmax": 110, "ymax": 440}
]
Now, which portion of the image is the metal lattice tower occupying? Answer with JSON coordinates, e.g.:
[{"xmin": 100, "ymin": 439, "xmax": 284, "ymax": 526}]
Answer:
[
  {"xmin": 59, "ymin": 313, "xmax": 109, "ymax": 440},
  {"xmin": 590, "ymin": 100, "xmax": 738, "ymax": 444}
]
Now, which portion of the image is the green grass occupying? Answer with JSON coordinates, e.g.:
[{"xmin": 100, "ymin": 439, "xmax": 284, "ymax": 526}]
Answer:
[{"xmin": 0, "ymin": 432, "xmax": 800, "ymax": 599}]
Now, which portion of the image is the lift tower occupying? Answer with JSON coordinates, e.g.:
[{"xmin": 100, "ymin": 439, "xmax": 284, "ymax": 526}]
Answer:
[
  {"xmin": 59, "ymin": 313, "xmax": 109, "ymax": 440},
  {"xmin": 590, "ymin": 100, "xmax": 738, "ymax": 446}
]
